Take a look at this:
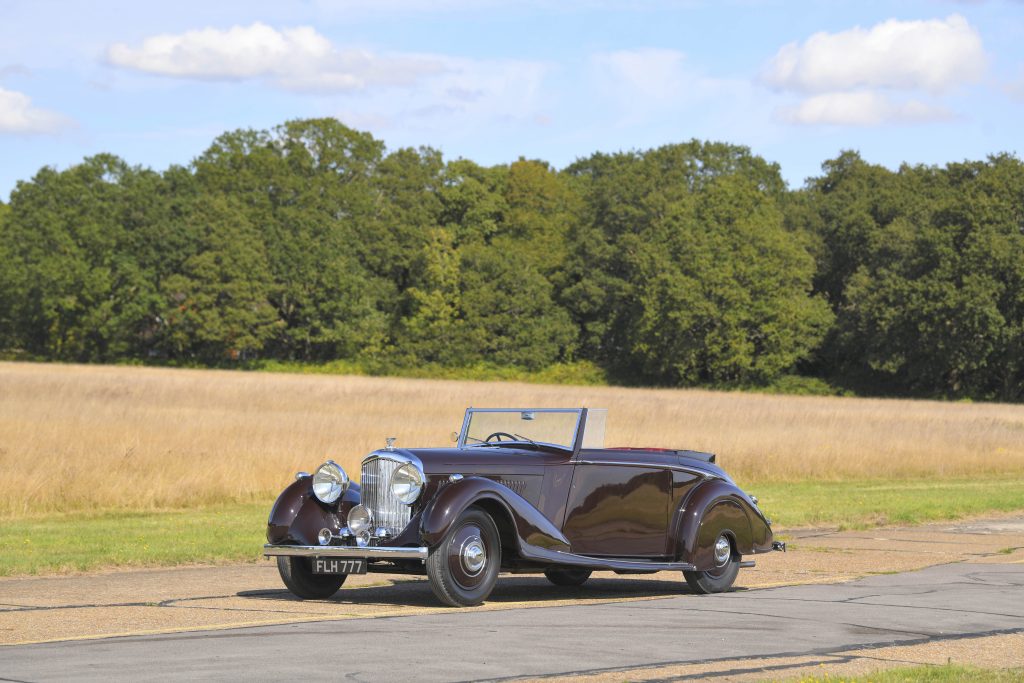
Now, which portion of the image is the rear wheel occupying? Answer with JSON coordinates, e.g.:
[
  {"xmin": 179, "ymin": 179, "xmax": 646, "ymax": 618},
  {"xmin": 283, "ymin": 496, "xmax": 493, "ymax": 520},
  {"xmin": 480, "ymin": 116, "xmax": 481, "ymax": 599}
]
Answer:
[
  {"xmin": 276, "ymin": 556, "xmax": 346, "ymax": 599},
  {"xmin": 426, "ymin": 506, "xmax": 501, "ymax": 607},
  {"xmin": 683, "ymin": 533, "xmax": 739, "ymax": 594},
  {"xmin": 544, "ymin": 568, "xmax": 592, "ymax": 586}
]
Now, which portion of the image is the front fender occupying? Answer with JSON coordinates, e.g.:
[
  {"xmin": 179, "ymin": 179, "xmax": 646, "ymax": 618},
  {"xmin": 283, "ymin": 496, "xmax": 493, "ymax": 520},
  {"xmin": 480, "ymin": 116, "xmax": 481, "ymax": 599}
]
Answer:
[
  {"xmin": 419, "ymin": 476, "xmax": 570, "ymax": 554},
  {"xmin": 676, "ymin": 479, "xmax": 773, "ymax": 569},
  {"xmin": 266, "ymin": 476, "xmax": 360, "ymax": 546}
]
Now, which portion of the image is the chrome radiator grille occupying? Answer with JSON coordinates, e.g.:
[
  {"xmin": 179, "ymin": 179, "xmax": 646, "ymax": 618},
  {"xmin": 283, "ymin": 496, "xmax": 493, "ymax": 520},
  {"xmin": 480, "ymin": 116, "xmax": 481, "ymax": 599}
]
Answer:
[{"xmin": 360, "ymin": 456, "xmax": 412, "ymax": 537}]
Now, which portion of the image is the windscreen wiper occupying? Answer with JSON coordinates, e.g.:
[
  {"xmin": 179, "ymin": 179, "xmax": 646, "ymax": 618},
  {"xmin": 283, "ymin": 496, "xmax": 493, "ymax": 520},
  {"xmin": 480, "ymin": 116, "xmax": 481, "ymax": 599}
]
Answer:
[{"xmin": 512, "ymin": 433, "xmax": 539, "ymax": 448}]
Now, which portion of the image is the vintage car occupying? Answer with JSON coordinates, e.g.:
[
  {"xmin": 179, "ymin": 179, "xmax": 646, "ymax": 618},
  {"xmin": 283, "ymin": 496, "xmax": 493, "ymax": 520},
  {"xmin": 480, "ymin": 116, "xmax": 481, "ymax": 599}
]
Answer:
[{"xmin": 264, "ymin": 408, "xmax": 783, "ymax": 607}]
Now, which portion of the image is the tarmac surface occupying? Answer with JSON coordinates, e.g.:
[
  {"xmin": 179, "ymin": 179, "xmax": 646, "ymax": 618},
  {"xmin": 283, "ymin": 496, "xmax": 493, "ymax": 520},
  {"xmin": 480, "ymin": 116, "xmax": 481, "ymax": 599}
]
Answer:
[{"xmin": 0, "ymin": 516, "xmax": 1022, "ymax": 681}]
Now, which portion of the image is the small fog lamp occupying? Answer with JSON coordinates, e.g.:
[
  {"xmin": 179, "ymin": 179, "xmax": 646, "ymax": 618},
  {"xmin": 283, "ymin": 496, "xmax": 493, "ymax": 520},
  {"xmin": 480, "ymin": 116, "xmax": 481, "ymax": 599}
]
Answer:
[{"xmin": 347, "ymin": 504, "xmax": 372, "ymax": 534}]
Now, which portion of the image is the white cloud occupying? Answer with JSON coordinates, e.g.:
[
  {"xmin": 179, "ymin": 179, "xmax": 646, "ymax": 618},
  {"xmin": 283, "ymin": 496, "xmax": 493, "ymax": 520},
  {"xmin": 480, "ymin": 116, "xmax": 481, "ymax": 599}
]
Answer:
[
  {"xmin": 440, "ymin": 58, "xmax": 548, "ymax": 120},
  {"xmin": 590, "ymin": 48, "xmax": 756, "ymax": 118},
  {"xmin": 335, "ymin": 57, "xmax": 550, "ymax": 133},
  {"xmin": 0, "ymin": 87, "xmax": 71, "ymax": 134},
  {"xmin": 105, "ymin": 22, "xmax": 552, "ymax": 138},
  {"xmin": 592, "ymin": 48, "xmax": 689, "ymax": 101},
  {"xmin": 106, "ymin": 22, "xmax": 444, "ymax": 92},
  {"xmin": 763, "ymin": 14, "xmax": 986, "ymax": 94},
  {"xmin": 777, "ymin": 91, "xmax": 953, "ymax": 126},
  {"xmin": 584, "ymin": 47, "xmax": 778, "ymax": 142}
]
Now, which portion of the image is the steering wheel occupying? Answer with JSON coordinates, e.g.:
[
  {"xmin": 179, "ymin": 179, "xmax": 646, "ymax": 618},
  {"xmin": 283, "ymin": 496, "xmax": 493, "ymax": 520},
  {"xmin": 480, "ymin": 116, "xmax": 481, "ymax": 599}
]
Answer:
[{"xmin": 484, "ymin": 431, "xmax": 518, "ymax": 443}]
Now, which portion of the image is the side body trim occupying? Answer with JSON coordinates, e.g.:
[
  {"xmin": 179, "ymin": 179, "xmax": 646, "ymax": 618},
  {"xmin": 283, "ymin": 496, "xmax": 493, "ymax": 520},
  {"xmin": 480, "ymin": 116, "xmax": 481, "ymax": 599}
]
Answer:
[{"xmin": 575, "ymin": 459, "xmax": 718, "ymax": 480}]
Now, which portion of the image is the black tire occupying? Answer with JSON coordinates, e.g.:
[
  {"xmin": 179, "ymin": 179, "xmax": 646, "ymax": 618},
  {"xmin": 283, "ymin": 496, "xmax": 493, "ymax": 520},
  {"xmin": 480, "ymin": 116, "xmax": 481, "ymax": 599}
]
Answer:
[
  {"xmin": 276, "ymin": 556, "xmax": 347, "ymax": 599},
  {"xmin": 683, "ymin": 533, "xmax": 740, "ymax": 594},
  {"xmin": 426, "ymin": 506, "xmax": 501, "ymax": 607},
  {"xmin": 544, "ymin": 568, "xmax": 592, "ymax": 586}
]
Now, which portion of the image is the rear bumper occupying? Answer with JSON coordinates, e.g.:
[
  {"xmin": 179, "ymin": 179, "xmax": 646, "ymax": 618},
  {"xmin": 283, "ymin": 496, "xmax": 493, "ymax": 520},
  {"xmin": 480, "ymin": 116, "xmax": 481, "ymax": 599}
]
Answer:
[{"xmin": 264, "ymin": 543, "xmax": 428, "ymax": 561}]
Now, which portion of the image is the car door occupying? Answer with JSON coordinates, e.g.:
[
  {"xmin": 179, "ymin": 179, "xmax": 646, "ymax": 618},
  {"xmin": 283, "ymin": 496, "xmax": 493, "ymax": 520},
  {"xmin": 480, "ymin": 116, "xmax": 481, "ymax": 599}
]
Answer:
[{"xmin": 560, "ymin": 450, "xmax": 673, "ymax": 557}]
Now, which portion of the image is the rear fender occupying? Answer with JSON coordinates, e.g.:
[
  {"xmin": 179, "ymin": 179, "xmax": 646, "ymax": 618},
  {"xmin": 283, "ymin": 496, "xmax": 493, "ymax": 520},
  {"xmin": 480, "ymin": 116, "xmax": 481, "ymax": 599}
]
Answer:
[
  {"xmin": 676, "ymin": 479, "xmax": 773, "ymax": 570},
  {"xmin": 266, "ymin": 476, "xmax": 360, "ymax": 546},
  {"xmin": 419, "ymin": 476, "xmax": 570, "ymax": 554}
]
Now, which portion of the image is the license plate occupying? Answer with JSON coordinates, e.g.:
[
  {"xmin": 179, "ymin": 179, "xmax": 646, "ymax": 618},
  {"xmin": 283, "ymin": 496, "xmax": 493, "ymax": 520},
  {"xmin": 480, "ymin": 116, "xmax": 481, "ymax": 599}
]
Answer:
[{"xmin": 312, "ymin": 558, "xmax": 367, "ymax": 575}]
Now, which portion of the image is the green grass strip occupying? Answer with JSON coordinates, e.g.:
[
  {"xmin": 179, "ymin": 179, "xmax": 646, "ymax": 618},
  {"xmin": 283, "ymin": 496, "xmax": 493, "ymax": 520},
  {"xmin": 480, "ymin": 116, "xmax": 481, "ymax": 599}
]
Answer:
[
  {"xmin": 749, "ymin": 477, "xmax": 1024, "ymax": 530},
  {"xmin": 2, "ymin": 477, "xmax": 1022, "ymax": 576},
  {"xmin": 0, "ymin": 503, "xmax": 269, "ymax": 576}
]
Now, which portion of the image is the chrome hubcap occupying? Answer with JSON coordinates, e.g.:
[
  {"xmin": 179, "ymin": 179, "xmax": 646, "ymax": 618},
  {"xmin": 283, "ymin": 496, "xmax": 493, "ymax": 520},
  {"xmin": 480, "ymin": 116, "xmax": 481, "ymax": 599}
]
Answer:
[
  {"xmin": 714, "ymin": 536, "xmax": 731, "ymax": 566},
  {"xmin": 460, "ymin": 537, "xmax": 486, "ymax": 575}
]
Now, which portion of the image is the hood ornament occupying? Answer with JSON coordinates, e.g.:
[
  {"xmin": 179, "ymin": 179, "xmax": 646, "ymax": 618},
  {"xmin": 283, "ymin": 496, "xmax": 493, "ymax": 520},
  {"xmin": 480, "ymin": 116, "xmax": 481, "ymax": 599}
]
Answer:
[{"xmin": 385, "ymin": 437, "xmax": 397, "ymax": 451}]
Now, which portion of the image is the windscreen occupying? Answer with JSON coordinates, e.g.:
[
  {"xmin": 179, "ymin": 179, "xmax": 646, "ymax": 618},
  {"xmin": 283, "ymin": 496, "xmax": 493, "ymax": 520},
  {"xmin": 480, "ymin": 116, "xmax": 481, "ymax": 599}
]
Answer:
[{"xmin": 462, "ymin": 410, "xmax": 582, "ymax": 450}]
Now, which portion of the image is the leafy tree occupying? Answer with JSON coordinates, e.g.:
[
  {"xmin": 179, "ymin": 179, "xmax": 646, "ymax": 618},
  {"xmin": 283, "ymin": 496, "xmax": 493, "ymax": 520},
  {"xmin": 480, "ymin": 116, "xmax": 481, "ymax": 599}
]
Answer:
[
  {"xmin": 458, "ymin": 242, "xmax": 576, "ymax": 369},
  {"xmin": 563, "ymin": 142, "xmax": 828, "ymax": 385},
  {"xmin": 1, "ymin": 119, "xmax": 1021, "ymax": 401},
  {"xmin": 193, "ymin": 119, "xmax": 390, "ymax": 360},
  {"xmin": 633, "ymin": 175, "xmax": 832, "ymax": 384},
  {"xmin": 436, "ymin": 159, "xmax": 508, "ymax": 244},
  {"xmin": 397, "ymin": 158, "xmax": 575, "ymax": 368},
  {"xmin": 398, "ymin": 226, "xmax": 466, "ymax": 365},
  {"xmin": 502, "ymin": 159, "xmax": 579, "ymax": 280},
  {"xmin": 0, "ymin": 200, "xmax": 14, "ymax": 350},
  {"xmin": 1, "ymin": 156, "xmax": 167, "ymax": 360},
  {"xmin": 158, "ymin": 194, "xmax": 279, "ymax": 360},
  {"xmin": 823, "ymin": 155, "xmax": 1024, "ymax": 399},
  {"xmin": 370, "ymin": 146, "xmax": 445, "ymax": 289},
  {"xmin": 801, "ymin": 151, "xmax": 912, "ymax": 309}
]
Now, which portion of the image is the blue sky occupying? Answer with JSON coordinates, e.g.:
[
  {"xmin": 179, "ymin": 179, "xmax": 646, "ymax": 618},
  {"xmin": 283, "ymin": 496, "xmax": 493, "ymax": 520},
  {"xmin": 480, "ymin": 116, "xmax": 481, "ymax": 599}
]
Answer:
[{"xmin": 1, "ymin": 0, "xmax": 1022, "ymax": 200}]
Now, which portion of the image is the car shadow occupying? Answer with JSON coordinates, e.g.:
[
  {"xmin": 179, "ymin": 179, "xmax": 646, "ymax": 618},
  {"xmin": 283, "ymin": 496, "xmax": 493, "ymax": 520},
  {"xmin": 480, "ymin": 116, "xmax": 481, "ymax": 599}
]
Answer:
[{"xmin": 236, "ymin": 575, "xmax": 748, "ymax": 608}]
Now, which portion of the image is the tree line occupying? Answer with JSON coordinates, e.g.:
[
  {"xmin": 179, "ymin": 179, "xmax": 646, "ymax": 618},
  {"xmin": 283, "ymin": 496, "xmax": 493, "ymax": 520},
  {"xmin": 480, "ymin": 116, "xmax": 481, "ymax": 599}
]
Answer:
[{"xmin": 1, "ymin": 119, "xmax": 1021, "ymax": 401}]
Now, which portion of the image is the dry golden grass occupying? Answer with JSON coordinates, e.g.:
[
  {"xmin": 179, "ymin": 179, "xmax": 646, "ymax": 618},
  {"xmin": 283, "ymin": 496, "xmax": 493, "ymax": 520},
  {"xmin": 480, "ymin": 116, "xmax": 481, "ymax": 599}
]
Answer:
[{"xmin": 1, "ymin": 361, "xmax": 1023, "ymax": 518}]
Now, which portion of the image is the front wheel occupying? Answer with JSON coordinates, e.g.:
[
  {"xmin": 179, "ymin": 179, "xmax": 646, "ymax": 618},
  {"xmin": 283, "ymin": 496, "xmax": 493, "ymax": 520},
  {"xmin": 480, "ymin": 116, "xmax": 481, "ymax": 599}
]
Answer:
[
  {"xmin": 276, "ymin": 556, "xmax": 346, "ymax": 599},
  {"xmin": 426, "ymin": 506, "xmax": 501, "ymax": 607},
  {"xmin": 683, "ymin": 533, "xmax": 739, "ymax": 594}
]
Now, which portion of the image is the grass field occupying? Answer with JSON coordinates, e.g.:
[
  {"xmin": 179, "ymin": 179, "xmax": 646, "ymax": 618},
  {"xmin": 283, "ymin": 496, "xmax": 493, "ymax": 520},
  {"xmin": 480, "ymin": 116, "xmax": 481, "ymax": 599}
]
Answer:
[
  {"xmin": 793, "ymin": 664, "xmax": 1024, "ymax": 682},
  {"xmin": 1, "ymin": 361, "xmax": 1023, "ymax": 575},
  {"xmin": 0, "ymin": 504, "xmax": 265, "ymax": 576}
]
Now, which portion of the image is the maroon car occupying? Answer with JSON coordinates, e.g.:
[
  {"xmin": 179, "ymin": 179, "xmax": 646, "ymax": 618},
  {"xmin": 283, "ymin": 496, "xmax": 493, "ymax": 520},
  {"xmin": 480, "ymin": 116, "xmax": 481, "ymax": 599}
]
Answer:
[{"xmin": 264, "ymin": 408, "xmax": 782, "ymax": 607}]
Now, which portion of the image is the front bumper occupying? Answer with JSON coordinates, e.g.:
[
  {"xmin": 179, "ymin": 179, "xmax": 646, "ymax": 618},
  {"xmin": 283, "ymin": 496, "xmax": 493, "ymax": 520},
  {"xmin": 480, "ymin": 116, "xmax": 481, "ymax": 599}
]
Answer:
[{"xmin": 263, "ymin": 543, "xmax": 428, "ymax": 561}]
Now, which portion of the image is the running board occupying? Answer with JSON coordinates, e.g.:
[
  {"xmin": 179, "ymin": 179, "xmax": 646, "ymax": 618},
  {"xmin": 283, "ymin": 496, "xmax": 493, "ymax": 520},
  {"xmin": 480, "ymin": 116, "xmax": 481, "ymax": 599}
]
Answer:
[
  {"xmin": 544, "ymin": 555, "xmax": 754, "ymax": 572},
  {"xmin": 574, "ymin": 556, "xmax": 698, "ymax": 572},
  {"xmin": 518, "ymin": 543, "xmax": 696, "ymax": 572}
]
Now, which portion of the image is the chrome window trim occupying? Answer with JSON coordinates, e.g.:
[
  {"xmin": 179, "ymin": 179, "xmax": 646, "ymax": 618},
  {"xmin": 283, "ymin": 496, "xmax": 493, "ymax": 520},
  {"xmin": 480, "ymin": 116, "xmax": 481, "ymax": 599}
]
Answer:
[{"xmin": 574, "ymin": 459, "xmax": 719, "ymax": 480}]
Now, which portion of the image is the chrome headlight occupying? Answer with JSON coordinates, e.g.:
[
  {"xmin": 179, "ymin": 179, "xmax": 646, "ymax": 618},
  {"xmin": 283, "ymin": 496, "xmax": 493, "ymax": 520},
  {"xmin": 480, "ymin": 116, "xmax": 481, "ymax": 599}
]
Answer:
[
  {"xmin": 390, "ymin": 463, "xmax": 425, "ymax": 504},
  {"xmin": 312, "ymin": 460, "xmax": 349, "ymax": 504},
  {"xmin": 347, "ymin": 504, "xmax": 372, "ymax": 534}
]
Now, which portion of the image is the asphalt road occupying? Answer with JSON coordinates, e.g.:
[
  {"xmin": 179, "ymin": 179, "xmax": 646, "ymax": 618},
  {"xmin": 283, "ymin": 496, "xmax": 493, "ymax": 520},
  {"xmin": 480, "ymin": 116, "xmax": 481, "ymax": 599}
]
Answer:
[{"xmin": 1, "ymin": 562, "xmax": 1021, "ymax": 682}]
